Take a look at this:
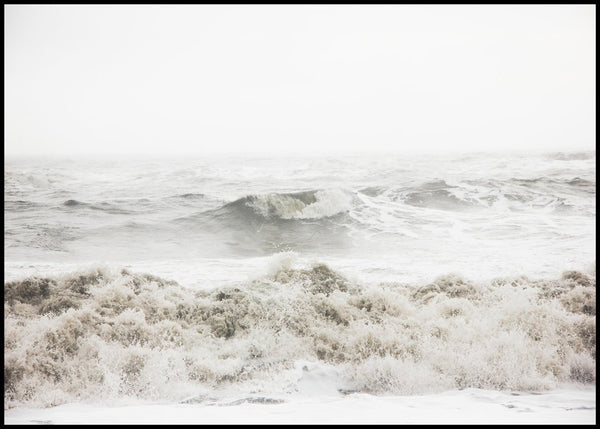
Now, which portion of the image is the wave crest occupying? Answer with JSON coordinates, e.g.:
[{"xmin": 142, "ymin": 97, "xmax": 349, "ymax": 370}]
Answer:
[{"xmin": 241, "ymin": 189, "xmax": 353, "ymax": 220}]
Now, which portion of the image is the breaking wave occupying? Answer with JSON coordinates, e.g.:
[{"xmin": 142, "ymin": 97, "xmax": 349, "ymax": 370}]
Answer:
[
  {"xmin": 4, "ymin": 263, "xmax": 596, "ymax": 408},
  {"xmin": 225, "ymin": 189, "xmax": 354, "ymax": 220},
  {"xmin": 178, "ymin": 174, "xmax": 595, "ymax": 235}
]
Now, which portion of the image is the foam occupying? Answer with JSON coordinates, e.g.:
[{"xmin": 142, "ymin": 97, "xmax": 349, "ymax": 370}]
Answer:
[{"xmin": 4, "ymin": 264, "xmax": 596, "ymax": 409}]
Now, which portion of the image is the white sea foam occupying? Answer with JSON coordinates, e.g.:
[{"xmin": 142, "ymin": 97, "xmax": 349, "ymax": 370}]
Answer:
[{"xmin": 4, "ymin": 263, "xmax": 595, "ymax": 409}]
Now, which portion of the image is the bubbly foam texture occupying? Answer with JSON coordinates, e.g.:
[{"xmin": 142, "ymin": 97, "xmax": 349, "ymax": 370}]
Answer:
[{"xmin": 4, "ymin": 263, "xmax": 596, "ymax": 408}]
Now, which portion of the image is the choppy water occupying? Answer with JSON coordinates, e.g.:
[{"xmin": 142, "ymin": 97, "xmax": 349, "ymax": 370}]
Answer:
[{"xmin": 4, "ymin": 151, "xmax": 596, "ymax": 408}]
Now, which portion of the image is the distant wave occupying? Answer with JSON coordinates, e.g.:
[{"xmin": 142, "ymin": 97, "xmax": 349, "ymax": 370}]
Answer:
[
  {"xmin": 509, "ymin": 177, "xmax": 595, "ymax": 189},
  {"xmin": 3, "ymin": 200, "xmax": 44, "ymax": 211},
  {"xmin": 174, "ymin": 193, "xmax": 205, "ymax": 200},
  {"xmin": 62, "ymin": 199, "xmax": 135, "ymax": 215},
  {"xmin": 63, "ymin": 199, "xmax": 86, "ymax": 207},
  {"xmin": 548, "ymin": 151, "xmax": 595, "ymax": 161},
  {"xmin": 4, "ymin": 263, "xmax": 596, "ymax": 408}
]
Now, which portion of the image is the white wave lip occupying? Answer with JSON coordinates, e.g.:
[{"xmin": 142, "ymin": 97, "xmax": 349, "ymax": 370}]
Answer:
[{"xmin": 247, "ymin": 189, "xmax": 354, "ymax": 220}]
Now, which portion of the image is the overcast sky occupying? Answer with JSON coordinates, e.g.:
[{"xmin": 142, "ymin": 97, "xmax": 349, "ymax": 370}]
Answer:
[{"xmin": 4, "ymin": 5, "xmax": 596, "ymax": 157}]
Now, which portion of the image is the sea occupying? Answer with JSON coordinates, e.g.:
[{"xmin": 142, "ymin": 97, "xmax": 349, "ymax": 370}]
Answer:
[{"xmin": 4, "ymin": 150, "xmax": 596, "ymax": 424}]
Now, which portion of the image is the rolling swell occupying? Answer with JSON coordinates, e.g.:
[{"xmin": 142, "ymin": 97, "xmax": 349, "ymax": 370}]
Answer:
[
  {"xmin": 4, "ymin": 264, "xmax": 596, "ymax": 408},
  {"xmin": 61, "ymin": 199, "xmax": 148, "ymax": 215},
  {"xmin": 401, "ymin": 180, "xmax": 478, "ymax": 210}
]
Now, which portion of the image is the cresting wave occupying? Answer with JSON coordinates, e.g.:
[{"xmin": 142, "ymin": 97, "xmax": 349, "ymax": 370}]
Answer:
[
  {"xmin": 208, "ymin": 189, "xmax": 354, "ymax": 221},
  {"xmin": 4, "ymin": 262, "xmax": 595, "ymax": 409},
  {"xmin": 175, "ymin": 176, "xmax": 594, "ymax": 237},
  {"xmin": 244, "ymin": 189, "xmax": 354, "ymax": 220}
]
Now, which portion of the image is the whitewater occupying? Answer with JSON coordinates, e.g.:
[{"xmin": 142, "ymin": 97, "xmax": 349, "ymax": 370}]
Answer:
[{"xmin": 4, "ymin": 151, "xmax": 596, "ymax": 424}]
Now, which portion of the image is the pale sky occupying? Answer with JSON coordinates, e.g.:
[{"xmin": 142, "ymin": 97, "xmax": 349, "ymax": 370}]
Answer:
[{"xmin": 4, "ymin": 4, "xmax": 596, "ymax": 157}]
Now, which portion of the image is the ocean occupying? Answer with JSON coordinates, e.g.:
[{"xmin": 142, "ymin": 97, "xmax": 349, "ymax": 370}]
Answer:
[{"xmin": 4, "ymin": 151, "xmax": 596, "ymax": 423}]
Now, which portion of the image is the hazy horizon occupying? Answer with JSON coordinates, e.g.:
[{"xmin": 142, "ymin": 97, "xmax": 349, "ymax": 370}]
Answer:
[{"xmin": 4, "ymin": 4, "xmax": 596, "ymax": 157}]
